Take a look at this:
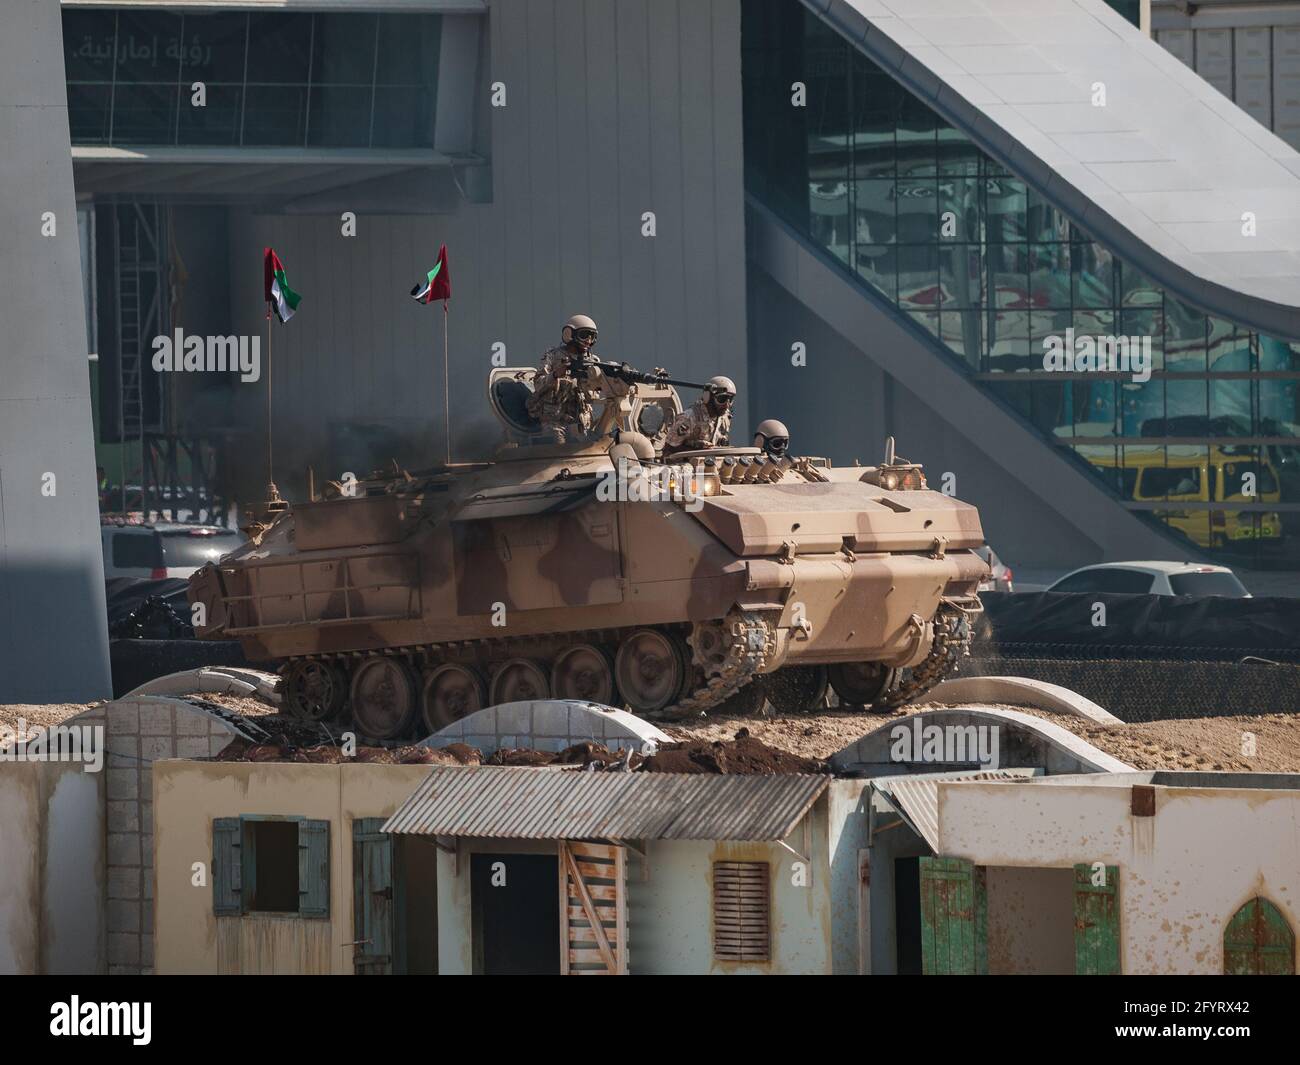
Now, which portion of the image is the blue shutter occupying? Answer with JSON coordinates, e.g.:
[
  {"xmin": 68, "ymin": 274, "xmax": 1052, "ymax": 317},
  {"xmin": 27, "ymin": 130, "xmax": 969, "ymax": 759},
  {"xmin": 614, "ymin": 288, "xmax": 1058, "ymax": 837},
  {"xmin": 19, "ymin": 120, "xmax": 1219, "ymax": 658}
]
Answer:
[
  {"xmin": 298, "ymin": 819, "xmax": 330, "ymax": 918},
  {"xmin": 212, "ymin": 817, "xmax": 243, "ymax": 916}
]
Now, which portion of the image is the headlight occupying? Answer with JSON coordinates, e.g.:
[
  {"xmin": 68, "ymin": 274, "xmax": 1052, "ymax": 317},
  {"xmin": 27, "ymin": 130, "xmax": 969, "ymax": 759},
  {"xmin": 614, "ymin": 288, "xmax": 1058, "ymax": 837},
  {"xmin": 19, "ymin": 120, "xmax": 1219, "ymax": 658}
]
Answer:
[{"xmin": 881, "ymin": 472, "xmax": 899, "ymax": 490}]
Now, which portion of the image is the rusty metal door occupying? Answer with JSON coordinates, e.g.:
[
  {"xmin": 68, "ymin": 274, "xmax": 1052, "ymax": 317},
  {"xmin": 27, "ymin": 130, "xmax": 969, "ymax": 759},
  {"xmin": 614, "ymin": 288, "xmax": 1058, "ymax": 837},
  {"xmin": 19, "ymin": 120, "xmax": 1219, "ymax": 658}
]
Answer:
[
  {"xmin": 1224, "ymin": 896, "xmax": 1296, "ymax": 975},
  {"xmin": 352, "ymin": 818, "xmax": 394, "ymax": 975},
  {"xmin": 559, "ymin": 841, "xmax": 628, "ymax": 975},
  {"xmin": 919, "ymin": 856, "xmax": 987, "ymax": 975},
  {"xmin": 1073, "ymin": 864, "xmax": 1121, "ymax": 974}
]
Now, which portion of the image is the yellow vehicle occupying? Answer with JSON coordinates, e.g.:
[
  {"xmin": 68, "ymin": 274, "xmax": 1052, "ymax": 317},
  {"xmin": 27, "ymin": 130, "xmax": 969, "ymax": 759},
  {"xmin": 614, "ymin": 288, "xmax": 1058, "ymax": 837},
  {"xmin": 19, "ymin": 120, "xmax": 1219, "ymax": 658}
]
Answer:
[{"xmin": 1090, "ymin": 447, "xmax": 1282, "ymax": 549}]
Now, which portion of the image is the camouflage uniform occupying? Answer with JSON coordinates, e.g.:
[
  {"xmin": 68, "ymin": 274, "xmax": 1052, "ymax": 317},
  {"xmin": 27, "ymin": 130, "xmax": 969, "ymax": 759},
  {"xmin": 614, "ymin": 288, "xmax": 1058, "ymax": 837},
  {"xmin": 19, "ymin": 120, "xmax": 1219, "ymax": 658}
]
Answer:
[
  {"xmin": 527, "ymin": 345, "xmax": 594, "ymax": 440},
  {"xmin": 664, "ymin": 396, "xmax": 732, "ymax": 453}
]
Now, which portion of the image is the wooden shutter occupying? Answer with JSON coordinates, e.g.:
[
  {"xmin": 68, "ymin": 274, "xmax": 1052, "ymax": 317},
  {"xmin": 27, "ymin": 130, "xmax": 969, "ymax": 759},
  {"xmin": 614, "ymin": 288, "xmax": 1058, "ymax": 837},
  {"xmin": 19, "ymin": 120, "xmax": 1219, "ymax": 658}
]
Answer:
[
  {"xmin": 1073, "ymin": 863, "xmax": 1121, "ymax": 974},
  {"xmin": 212, "ymin": 817, "xmax": 243, "ymax": 916},
  {"xmin": 1224, "ymin": 897, "xmax": 1296, "ymax": 975},
  {"xmin": 352, "ymin": 818, "xmax": 394, "ymax": 974},
  {"xmin": 559, "ymin": 842, "xmax": 627, "ymax": 974},
  {"xmin": 298, "ymin": 819, "xmax": 330, "ymax": 919},
  {"xmin": 713, "ymin": 860, "xmax": 771, "ymax": 963},
  {"xmin": 919, "ymin": 856, "xmax": 987, "ymax": 975}
]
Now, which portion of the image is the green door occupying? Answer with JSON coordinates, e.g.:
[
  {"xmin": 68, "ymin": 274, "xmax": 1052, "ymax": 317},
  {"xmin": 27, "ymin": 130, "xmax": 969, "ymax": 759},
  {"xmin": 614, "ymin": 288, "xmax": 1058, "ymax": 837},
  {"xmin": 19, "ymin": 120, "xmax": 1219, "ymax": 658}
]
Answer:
[
  {"xmin": 352, "ymin": 818, "xmax": 395, "ymax": 975},
  {"xmin": 1224, "ymin": 897, "xmax": 1296, "ymax": 975},
  {"xmin": 1073, "ymin": 864, "xmax": 1121, "ymax": 974},
  {"xmin": 919, "ymin": 856, "xmax": 987, "ymax": 975}
]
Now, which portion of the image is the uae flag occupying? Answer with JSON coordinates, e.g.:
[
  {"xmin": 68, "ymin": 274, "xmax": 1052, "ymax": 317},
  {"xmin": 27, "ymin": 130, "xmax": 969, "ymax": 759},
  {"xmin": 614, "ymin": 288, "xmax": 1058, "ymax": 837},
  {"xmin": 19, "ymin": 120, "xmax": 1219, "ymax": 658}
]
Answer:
[
  {"xmin": 410, "ymin": 244, "xmax": 451, "ymax": 304},
  {"xmin": 263, "ymin": 247, "xmax": 301, "ymax": 323}
]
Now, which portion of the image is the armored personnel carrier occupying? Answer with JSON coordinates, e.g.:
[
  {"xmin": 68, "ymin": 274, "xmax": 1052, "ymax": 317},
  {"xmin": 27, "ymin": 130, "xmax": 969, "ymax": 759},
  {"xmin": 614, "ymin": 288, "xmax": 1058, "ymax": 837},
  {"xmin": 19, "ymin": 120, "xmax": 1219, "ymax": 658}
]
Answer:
[{"xmin": 188, "ymin": 363, "xmax": 989, "ymax": 741}]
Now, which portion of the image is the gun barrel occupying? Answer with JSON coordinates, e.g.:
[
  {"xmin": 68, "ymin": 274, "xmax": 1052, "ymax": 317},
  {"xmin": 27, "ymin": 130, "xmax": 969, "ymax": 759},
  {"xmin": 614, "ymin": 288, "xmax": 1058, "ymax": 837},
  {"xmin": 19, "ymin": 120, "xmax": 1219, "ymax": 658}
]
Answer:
[{"xmin": 588, "ymin": 360, "xmax": 706, "ymax": 391}]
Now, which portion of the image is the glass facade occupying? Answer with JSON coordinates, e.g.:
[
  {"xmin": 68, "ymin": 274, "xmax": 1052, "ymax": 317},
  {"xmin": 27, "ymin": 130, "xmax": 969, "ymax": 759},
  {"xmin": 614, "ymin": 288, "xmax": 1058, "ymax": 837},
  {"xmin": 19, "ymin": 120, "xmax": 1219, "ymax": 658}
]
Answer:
[
  {"xmin": 742, "ymin": 0, "xmax": 1300, "ymax": 569},
  {"xmin": 63, "ymin": 9, "xmax": 441, "ymax": 149}
]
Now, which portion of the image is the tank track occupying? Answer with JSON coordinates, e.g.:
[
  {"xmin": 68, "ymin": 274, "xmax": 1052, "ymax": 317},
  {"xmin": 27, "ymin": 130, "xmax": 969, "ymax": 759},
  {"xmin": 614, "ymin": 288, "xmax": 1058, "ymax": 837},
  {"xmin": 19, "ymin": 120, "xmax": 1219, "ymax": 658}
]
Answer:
[
  {"xmin": 649, "ymin": 610, "xmax": 776, "ymax": 722},
  {"xmin": 877, "ymin": 609, "xmax": 972, "ymax": 709}
]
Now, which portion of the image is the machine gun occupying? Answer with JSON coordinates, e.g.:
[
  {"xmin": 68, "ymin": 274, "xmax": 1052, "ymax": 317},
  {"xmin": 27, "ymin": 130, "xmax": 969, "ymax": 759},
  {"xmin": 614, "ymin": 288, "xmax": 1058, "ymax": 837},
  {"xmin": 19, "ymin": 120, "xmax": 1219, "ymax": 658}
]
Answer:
[{"xmin": 570, "ymin": 354, "xmax": 708, "ymax": 392}]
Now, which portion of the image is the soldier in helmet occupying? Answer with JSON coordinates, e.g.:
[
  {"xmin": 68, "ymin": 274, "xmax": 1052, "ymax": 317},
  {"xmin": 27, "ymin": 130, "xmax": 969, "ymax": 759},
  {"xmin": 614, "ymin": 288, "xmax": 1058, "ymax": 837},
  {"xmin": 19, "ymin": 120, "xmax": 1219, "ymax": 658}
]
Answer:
[
  {"xmin": 527, "ymin": 314, "xmax": 602, "ymax": 441},
  {"xmin": 753, "ymin": 419, "xmax": 790, "ymax": 460},
  {"xmin": 664, "ymin": 375, "xmax": 736, "ymax": 455}
]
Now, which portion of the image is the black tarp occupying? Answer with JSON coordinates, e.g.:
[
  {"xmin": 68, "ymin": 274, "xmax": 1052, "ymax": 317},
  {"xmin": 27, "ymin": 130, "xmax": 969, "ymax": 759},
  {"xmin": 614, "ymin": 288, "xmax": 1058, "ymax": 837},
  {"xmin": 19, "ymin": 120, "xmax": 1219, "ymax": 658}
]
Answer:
[{"xmin": 975, "ymin": 592, "xmax": 1300, "ymax": 660}]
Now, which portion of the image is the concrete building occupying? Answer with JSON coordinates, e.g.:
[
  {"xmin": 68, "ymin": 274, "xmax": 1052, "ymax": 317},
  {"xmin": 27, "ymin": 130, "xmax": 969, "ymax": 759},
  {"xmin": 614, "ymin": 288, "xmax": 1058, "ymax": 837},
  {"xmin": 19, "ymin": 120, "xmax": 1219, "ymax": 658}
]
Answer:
[
  {"xmin": 926, "ymin": 771, "xmax": 1300, "ymax": 975},
  {"xmin": 39, "ymin": 0, "xmax": 1300, "ymax": 588},
  {"xmin": 7, "ymin": 0, "xmax": 1300, "ymax": 700}
]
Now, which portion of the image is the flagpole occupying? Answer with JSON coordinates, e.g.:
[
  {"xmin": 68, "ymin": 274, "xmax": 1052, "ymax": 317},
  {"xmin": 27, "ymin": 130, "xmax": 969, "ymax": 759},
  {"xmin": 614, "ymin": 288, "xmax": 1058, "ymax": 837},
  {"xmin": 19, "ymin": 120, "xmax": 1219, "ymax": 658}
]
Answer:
[
  {"xmin": 266, "ymin": 307, "xmax": 275, "ymax": 495},
  {"xmin": 443, "ymin": 301, "xmax": 451, "ymax": 466}
]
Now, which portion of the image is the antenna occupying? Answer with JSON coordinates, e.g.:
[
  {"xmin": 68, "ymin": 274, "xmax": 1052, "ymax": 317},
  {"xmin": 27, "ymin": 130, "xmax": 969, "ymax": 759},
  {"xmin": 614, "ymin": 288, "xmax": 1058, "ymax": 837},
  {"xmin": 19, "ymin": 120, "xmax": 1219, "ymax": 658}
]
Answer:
[{"xmin": 883, "ymin": 435, "xmax": 896, "ymax": 466}]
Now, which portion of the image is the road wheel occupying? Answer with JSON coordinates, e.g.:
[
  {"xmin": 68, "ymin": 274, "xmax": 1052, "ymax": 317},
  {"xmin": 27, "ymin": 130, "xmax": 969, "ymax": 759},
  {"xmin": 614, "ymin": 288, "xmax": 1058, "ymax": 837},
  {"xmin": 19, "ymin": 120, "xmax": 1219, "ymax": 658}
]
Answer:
[
  {"xmin": 490, "ymin": 658, "xmax": 551, "ymax": 704},
  {"xmin": 551, "ymin": 643, "xmax": 617, "ymax": 705},
  {"xmin": 828, "ymin": 660, "xmax": 896, "ymax": 709},
  {"xmin": 350, "ymin": 657, "xmax": 420, "ymax": 740},
  {"xmin": 615, "ymin": 628, "xmax": 688, "ymax": 714},
  {"xmin": 764, "ymin": 665, "xmax": 829, "ymax": 714},
  {"xmin": 281, "ymin": 659, "xmax": 347, "ymax": 722},
  {"xmin": 420, "ymin": 663, "xmax": 487, "ymax": 733}
]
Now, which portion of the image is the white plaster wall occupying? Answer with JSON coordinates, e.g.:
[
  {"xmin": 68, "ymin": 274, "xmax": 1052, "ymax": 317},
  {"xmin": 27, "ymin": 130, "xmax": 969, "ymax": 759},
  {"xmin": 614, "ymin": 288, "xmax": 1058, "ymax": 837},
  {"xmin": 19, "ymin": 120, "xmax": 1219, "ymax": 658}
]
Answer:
[
  {"xmin": 0, "ymin": 765, "xmax": 42, "ymax": 974},
  {"xmin": 0, "ymin": 760, "xmax": 105, "ymax": 974},
  {"xmin": 937, "ymin": 781, "xmax": 1300, "ymax": 974},
  {"xmin": 43, "ymin": 764, "xmax": 106, "ymax": 974}
]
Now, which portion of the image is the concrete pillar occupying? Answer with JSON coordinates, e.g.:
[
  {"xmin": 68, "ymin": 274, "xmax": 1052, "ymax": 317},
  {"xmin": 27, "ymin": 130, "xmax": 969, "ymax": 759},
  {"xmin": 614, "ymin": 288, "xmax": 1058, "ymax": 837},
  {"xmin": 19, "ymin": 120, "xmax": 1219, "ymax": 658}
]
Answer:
[{"xmin": 0, "ymin": 0, "xmax": 111, "ymax": 701}]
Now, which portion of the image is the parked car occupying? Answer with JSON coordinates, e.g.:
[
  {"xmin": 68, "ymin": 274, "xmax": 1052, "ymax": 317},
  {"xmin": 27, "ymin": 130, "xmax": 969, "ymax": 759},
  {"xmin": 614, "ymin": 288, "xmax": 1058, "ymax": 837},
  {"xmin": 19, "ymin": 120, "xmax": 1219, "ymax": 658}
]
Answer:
[
  {"xmin": 101, "ymin": 521, "xmax": 244, "ymax": 580},
  {"xmin": 1047, "ymin": 561, "xmax": 1251, "ymax": 597},
  {"xmin": 975, "ymin": 545, "xmax": 1014, "ymax": 593}
]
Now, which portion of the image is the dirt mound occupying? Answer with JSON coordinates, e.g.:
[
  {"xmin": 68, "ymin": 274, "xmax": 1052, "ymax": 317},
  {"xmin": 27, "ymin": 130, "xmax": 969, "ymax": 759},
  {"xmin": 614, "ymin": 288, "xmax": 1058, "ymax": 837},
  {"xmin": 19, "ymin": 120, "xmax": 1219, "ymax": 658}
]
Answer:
[
  {"xmin": 641, "ymin": 729, "xmax": 828, "ymax": 775},
  {"xmin": 213, "ymin": 736, "xmax": 481, "ymax": 765},
  {"xmin": 487, "ymin": 741, "xmax": 640, "ymax": 769}
]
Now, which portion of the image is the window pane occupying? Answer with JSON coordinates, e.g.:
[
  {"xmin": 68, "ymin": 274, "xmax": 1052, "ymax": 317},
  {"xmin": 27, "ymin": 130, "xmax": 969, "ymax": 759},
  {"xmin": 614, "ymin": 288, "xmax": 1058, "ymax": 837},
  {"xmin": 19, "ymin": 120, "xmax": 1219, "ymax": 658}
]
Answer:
[
  {"xmin": 854, "ymin": 245, "xmax": 897, "ymax": 302},
  {"xmin": 1030, "ymin": 243, "xmax": 1070, "ymax": 308},
  {"xmin": 1072, "ymin": 240, "xmax": 1116, "ymax": 308},
  {"xmin": 180, "ymin": 13, "xmax": 248, "ymax": 83},
  {"xmin": 68, "ymin": 84, "xmax": 113, "ymax": 144},
  {"xmin": 372, "ymin": 87, "xmax": 435, "ymax": 148},
  {"xmin": 853, "ymin": 179, "xmax": 896, "ymax": 245},
  {"xmin": 246, "ymin": 13, "xmax": 312, "ymax": 84},
  {"xmin": 898, "ymin": 244, "xmax": 940, "ymax": 309},
  {"xmin": 243, "ymin": 84, "xmax": 309, "ymax": 146},
  {"xmin": 1165, "ymin": 298, "xmax": 1207, "ymax": 371},
  {"xmin": 375, "ymin": 14, "xmax": 440, "ymax": 86},
  {"xmin": 896, "ymin": 93, "xmax": 936, "ymax": 176},
  {"xmin": 895, "ymin": 176, "xmax": 936, "ymax": 243},
  {"xmin": 64, "ymin": 10, "xmax": 117, "ymax": 83},
  {"xmin": 111, "ymin": 82, "xmax": 180, "ymax": 145},
  {"xmin": 307, "ymin": 85, "xmax": 374, "ymax": 147},
  {"xmin": 114, "ymin": 11, "xmax": 182, "ymax": 84},
  {"xmin": 938, "ymin": 177, "xmax": 980, "ymax": 241},
  {"xmin": 939, "ymin": 244, "xmax": 981, "ymax": 309},
  {"xmin": 177, "ymin": 84, "xmax": 243, "ymax": 145},
  {"xmin": 311, "ymin": 13, "xmax": 377, "ymax": 84},
  {"xmin": 851, "ymin": 57, "xmax": 897, "ymax": 177},
  {"xmin": 1209, "ymin": 377, "xmax": 1254, "ymax": 436},
  {"xmin": 1073, "ymin": 379, "xmax": 1118, "ymax": 437},
  {"xmin": 985, "ymin": 177, "xmax": 1026, "ymax": 243},
  {"xmin": 985, "ymin": 308, "xmax": 1031, "ymax": 372},
  {"xmin": 937, "ymin": 118, "xmax": 981, "ymax": 176},
  {"xmin": 1121, "ymin": 378, "xmax": 1163, "ymax": 437}
]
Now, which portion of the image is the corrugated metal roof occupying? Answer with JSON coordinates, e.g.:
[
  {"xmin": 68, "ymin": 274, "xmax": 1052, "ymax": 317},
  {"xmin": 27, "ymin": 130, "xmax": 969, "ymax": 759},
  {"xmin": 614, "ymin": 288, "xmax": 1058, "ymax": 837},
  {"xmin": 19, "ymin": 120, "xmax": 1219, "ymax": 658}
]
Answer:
[
  {"xmin": 382, "ymin": 766, "xmax": 830, "ymax": 842},
  {"xmin": 873, "ymin": 770, "xmax": 1034, "ymax": 851}
]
